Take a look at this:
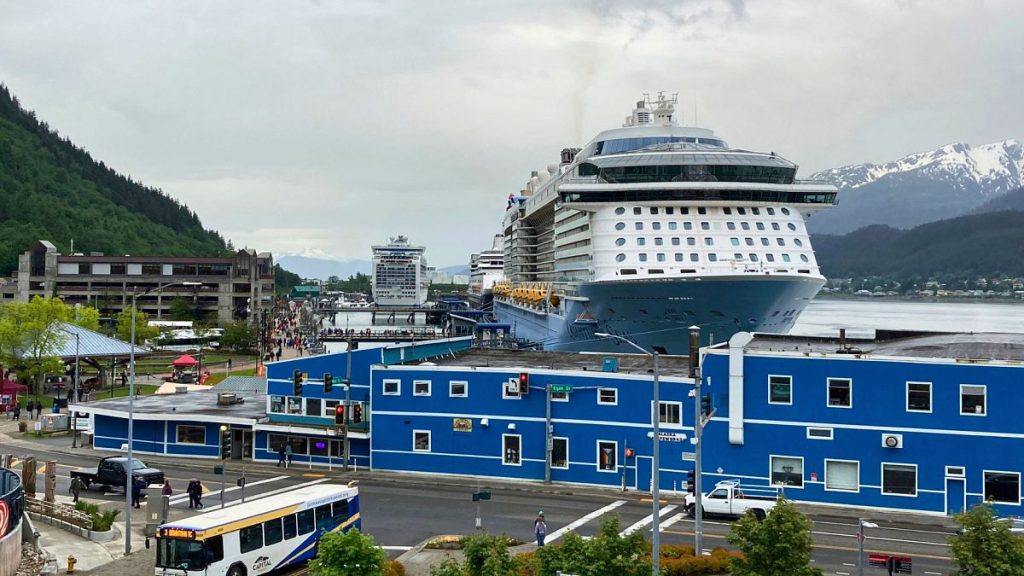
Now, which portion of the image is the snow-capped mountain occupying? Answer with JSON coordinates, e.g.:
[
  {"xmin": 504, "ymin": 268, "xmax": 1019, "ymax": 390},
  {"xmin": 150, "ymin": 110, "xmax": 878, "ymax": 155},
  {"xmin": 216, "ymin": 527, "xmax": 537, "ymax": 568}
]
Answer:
[{"xmin": 807, "ymin": 139, "xmax": 1024, "ymax": 235}]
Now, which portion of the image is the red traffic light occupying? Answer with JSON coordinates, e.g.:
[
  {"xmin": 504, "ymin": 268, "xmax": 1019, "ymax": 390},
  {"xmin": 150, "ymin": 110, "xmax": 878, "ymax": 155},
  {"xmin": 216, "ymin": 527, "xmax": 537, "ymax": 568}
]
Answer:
[
  {"xmin": 353, "ymin": 404, "xmax": 363, "ymax": 424},
  {"xmin": 518, "ymin": 372, "xmax": 529, "ymax": 394},
  {"xmin": 334, "ymin": 405, "xmax": 345, "ymax": 425}
]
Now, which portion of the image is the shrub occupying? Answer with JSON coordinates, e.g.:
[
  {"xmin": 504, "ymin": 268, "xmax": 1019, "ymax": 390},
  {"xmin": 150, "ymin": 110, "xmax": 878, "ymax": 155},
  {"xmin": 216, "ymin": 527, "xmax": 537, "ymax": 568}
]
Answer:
[
  {"xmin": 660, "ymin": 544, "xmax": 696, "ymax": 559},
  {"xmin": 429, "ymin": 557, "xmax": 465, "ymax": 576},
  {"xmin": 91, "ymin": 510, "xmax": 119, "ymax": 532},
  {"xmin": 386, "ymin": 560, "xmax": 406, "ymax": 576}
]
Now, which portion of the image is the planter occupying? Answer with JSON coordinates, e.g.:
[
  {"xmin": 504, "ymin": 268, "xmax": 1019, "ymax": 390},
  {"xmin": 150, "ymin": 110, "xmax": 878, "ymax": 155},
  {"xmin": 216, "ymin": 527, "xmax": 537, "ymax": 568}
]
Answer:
[{"xmin": 89, "ymin": 526, "xmax": 118, "ymax": 542}]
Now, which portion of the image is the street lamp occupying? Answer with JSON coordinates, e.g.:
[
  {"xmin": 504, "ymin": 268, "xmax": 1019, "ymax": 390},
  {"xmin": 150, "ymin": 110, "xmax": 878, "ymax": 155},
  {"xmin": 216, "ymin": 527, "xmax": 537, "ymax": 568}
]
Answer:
[
  {"xmin": 56, "ymin": 325, "xmax": 80, "ymax": 448},
  {"xmin": 858, "ymin": 518, "xmax": 878, "ymax": 576},
  {"xmin": 595, "ymin": 332, "xmax": 662, "ymax": 575},
  {"xmin": 124, "ymin": 280, "xmax": 200, "ymax": 555}
]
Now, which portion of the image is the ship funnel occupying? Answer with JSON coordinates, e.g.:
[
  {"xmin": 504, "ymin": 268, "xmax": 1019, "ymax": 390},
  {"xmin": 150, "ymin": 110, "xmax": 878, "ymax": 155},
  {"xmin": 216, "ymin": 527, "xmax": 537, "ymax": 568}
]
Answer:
[{"xmin": 560, "ymin": 147, "xmax": 580, "ymax": 165}]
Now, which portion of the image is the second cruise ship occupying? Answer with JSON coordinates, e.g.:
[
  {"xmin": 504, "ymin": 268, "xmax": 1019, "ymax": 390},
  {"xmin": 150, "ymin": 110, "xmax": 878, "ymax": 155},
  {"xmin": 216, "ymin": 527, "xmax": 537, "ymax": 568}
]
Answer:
[{"xmin": 371, "ymin": 236, "xmax": 431, "ymax": 307}]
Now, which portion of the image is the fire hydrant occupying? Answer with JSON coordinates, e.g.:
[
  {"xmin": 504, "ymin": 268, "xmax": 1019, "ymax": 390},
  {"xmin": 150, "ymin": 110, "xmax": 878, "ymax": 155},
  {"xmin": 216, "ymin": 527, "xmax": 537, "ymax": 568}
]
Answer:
[{"xmin": 67, "ymin": 554, "xmax": 77, "ymax": 573}]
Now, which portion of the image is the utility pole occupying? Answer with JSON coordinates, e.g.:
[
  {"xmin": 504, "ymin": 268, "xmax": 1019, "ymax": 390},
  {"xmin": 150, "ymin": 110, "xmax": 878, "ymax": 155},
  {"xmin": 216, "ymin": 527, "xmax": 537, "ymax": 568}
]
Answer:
[
  {"xmin": 689, "ymin": 325, "xmax": 704, "ymax": 556},
  {"xmin": 343, "ymin": 334, "xmax": 353, "ymax": 472},
  {"xmin": 544, "ymin": 384, "xmax": 552, "ymax": 484}
]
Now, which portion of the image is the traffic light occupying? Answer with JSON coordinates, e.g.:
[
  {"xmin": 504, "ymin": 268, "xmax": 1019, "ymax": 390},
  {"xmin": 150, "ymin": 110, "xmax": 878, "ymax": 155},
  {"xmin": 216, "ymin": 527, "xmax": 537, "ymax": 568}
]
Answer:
[
  {"xmin": 324, "ymin": 373, "xmax": 333, "ymax": 394},
  {"xmin": 352, "ymin": 404, "xmax": 363, "ymax": 424},
  {"xmin": 293, "ymin": 369, "xmax": 303, "ymax": 396},
  {"xmin": 687, "ymin": 470, "xmax": 695, "ymax": 494},
  {"xmin": 334, "ymin": 404, "xmax": 346, "ymax": 425},
  {"xmin": 518, "ymin": 372, "xmax": 529, "ymax": 394},
  {"xmin": 701, "ymin": 395, "xmax": 712, "ymax": 417},
  {"xmin": 220, "ymin": 428, "xmax": 232, "ymax": 460}
]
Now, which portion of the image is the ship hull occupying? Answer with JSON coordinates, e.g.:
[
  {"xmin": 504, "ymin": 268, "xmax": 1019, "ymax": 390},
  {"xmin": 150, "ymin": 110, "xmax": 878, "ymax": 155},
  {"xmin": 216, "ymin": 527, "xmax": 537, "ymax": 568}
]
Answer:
[{"xmin": 494, "ymin": 275, "xmax": 824, "ymax": 354}]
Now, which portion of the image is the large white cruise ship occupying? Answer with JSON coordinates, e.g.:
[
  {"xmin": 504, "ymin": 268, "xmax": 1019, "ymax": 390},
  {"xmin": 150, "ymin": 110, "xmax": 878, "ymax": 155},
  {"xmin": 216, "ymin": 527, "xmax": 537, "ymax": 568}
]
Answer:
[
  {"xmin": 467, "ymin": 234, "xmax": 504, "ymax": 308},
  {"xmin": 493, "ymin": 93, "xmax": 838, "ymax": 354},
  {"xmin": 371, "ymin": 236, "xmax": 431, "ymax": 307}
]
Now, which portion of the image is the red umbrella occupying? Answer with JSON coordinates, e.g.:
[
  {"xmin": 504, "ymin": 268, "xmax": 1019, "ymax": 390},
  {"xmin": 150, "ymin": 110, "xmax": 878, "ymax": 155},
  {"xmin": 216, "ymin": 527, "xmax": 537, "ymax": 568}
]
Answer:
[{"xmin": 171, "ymin": 354, "xmax": 199, "ymax": 368}]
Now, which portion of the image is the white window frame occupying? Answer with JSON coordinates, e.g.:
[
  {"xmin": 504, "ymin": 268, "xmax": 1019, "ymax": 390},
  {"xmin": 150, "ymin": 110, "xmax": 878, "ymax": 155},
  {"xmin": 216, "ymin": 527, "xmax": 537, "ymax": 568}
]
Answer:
[
  {"xmin": 656, "ymin": 400, "xmax": 683, "ymax": 428},
  {"xmin": 550, "ymin": 437, "xmax": 569, "ymax": 470},
  {"xmin": 983, "ymin": 470, "xmax": 1022, "ymax": 505},
  {"xmin": 502, "ymin": 378, "xmax": 521, "ymax": 400},
  {"xmin": 768, "ymin": 374, "xmax": 792, "ymax": 405},
  {"xmin": 176, "ymin": 424, "xmax": 206, "ymax": 445},
  {"xmin": 596, "ymin": 440, "xmax": 618, "ymax": 473},
  {"xmin": 449, "ymin": 380, "xmax": 468, "ymax": 398},
  {"xmin": 906, "ymin": 381, "xmax": 932, "ymax": 413},
  {"xmin": 824, "ymin": 459, "xmax": 860, "ymax": 493},
  {"xmin": 960, "ymin": 384, "xmax": 987, "ymax": 416},
  {"xmin": 945, "ymin": 466, "xmax": 966, "ymax": 478},
  {"xmin": 502, "ymin": 434, "xmax": 522, "ymax": 467},
  {"xmin": 413, "ymin": 379, "xmax": 431, "ymax": 397},
  {"xmin": 412, "ymin": 430, "xmax": 431, "ymax": 453},
  {"xmin": 770, "ymin": 454, "xmax": 804, "ymax": 489},
  {"xmin": 881, "ymin": 462, "xmax": 918, "ymax": 497},
  {"xmin": 827, "ymin": 377, "xmax": 853, "ymax": 409},
  {"xmin": 806, "ymin": 427, "xmax": 834, "ymax": 440},
  {"xmin": 597, "ymin": 388, "xmax": 618, "ymax": 406},
  {"xmin": 382, "ymin": 379, "xmax": 400, "ymax": 396}
]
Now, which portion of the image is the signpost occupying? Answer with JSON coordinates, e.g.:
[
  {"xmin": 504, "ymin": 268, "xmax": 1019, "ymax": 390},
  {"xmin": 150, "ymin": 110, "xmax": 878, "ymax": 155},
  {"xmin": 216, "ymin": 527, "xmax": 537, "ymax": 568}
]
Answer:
[
  {"xmin": 472, "ymin": 490, "xmax": 491, "ymax": 530},
  {"xmin": 550, "ymin": 384, "xmax": 573, "ymax": 394}
]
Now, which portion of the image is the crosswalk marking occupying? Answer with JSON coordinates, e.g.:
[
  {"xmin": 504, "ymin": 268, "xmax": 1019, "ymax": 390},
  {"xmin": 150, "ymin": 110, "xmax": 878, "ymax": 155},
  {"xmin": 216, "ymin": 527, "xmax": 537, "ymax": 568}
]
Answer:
[
  {"xmin": 546, "ymin": 500, "xmax": 627, "ymax": 543},
  {"xmin": 659, "ymin": 512, "xmax": 685, "ymax": 531},
  {"xmin": 206, "ymin": 478, "xmax": 331, "ymax": 511},
  {"xmin": 619, "ymin": 505, "xmax": 678, "ymax": 536},
  {"xmin": 168, "ymin": 475, "xmax": 289, "ymax": 505}
]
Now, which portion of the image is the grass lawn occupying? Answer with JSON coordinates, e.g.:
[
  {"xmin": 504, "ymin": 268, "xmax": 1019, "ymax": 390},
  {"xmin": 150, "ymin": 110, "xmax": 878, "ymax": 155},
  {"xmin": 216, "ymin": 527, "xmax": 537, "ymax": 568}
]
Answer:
[
  {"xmin": 16, "ymin": 385, "xmax": 162, "ymax": 408},
  {"xmin": 204, "ymin": 368, "xmax": 257, "ymax": 386}
]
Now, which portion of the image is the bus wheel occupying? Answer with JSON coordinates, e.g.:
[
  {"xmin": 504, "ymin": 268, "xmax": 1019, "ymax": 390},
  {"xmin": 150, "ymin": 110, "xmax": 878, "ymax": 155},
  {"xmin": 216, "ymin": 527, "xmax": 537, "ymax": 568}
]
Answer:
[{"xmin": 226, "ymin": 564, "xmax": 246, "ymax": 576}]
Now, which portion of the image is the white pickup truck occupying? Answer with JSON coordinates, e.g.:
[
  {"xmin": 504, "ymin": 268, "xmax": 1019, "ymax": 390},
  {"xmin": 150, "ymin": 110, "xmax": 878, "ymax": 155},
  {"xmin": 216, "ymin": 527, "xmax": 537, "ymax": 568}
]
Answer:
[{"xmin": 683, "ymin": 480, "xmax": 779, "ymax": 521}]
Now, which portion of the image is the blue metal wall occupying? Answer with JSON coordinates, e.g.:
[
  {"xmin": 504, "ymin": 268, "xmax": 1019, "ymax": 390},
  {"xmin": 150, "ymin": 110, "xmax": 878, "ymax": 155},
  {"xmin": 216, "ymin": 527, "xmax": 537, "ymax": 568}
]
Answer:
[{"xmin": 93, "ymin": 415, "xmax": 222, "ymax": 458}]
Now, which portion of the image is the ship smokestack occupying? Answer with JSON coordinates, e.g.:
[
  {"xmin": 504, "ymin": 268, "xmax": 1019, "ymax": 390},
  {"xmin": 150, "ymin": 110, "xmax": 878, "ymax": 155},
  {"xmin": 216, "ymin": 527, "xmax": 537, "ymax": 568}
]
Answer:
[{"xmin": 560, "ymin": 147, "xmax": 579, "ymax": 165}]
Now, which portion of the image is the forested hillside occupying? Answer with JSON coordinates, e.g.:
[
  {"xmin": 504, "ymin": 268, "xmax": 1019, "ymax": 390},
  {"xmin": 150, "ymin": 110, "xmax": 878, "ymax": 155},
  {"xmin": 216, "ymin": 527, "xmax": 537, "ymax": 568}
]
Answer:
[{"xmin": 0, "ymin": 85, "xmax": 228, "ymax": 274}]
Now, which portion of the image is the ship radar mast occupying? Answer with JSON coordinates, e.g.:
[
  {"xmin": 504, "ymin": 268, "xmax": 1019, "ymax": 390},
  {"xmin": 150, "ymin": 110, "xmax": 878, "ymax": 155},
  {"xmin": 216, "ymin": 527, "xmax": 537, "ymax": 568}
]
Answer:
[{"xmin": 623, "ymin": 91, "xmax": 679, "ymax": 128}]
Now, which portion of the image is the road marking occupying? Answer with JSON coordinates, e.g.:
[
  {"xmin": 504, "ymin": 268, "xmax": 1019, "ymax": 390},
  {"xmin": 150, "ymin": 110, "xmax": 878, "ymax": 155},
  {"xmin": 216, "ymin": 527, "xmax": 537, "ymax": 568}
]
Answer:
[
  {"xmin": 620, "ymin": 505, "xmax": 678, "ymax": 536},
  {"xmin": 546, "ymin": 500, "xmax": 627, "ymax": 543},
  {"xmin": 812, "ymin": 529, "xmax": 949, "ymax": 547},
  {"xmin": 814, "ymin": 520, "xmax": 957, "ymax": 536},
  {"xmin": 924, "ymin": 572, "xmax": 943, "ymax": 575},
  {"xmin": 381, "ymin": 546, "xmax": 413, "ymax": 551},
  {"xmin": 660, "ymin": 513, "xmax": 685, "ymax": 531},
  {"xmin": 302, "ymin": 473, "xmax": 326, "ymax": 478},
  {"xmin": 811, "ymin": 542, "xmax": 951, "ymax": 561},
  {"xmin": 836, "ymin": 572, "xmax": 850, "ymax": 575},
  {"xmin": 208, "ymin": 478, "xmax": 331, "ymax": 511},
  {"xmin": 168, "ymin": 475, "xmax": 288, "ymax": 505},
  {"xmin": 842, "ymin": 563, "xmax": 857, "ymax": 567}
]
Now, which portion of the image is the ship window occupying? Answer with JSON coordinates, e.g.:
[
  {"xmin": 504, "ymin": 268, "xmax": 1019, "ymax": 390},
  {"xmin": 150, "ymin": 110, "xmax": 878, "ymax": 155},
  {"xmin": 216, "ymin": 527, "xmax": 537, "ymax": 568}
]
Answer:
[
  {"xmin": 761, "ymin": 238, "xmax": 770, "ymax": 246},
  {"xmin": 615, "ymin": 238, "xmax": 625, "ymax": 246},
  {"xmin": 654, "ymin": 238, "xmax": 664, "ymax": 246},
  {"xmin": 730, "ymin": 238, "xmax": 740, "ymax": 246},
  {"xmin": 635, "ymin": 222, "xmax": 644, "ymax": 230},
  {"xmin": 777, "ymin": 238, "xmax": 785, "ymax": 246},
  {"xmin": 615, "ymin": 223, "xmax": 625, "ymax": 231},
  {"xmin": 787, "ymin": 223, "xmax": 797, "ymax": 231},
  {"xmin": 767, "ymin": 207, "xmax": 776, "ymax": 215},
  {"xmin": 620, "ymin": 268, "xmax": 636, "ymax": 274},
  {"xmin": 684, "ymin": 222, "xmax": 693, "ymax": 230},
  {"xmin": 633, "ymin": 207, "xmax": 642, "ymax": 215},
  {"xmin": 615, "ymin": 207, "xmax": 625, "ymax": 215},
  {"xmin": 657, "ymin": 253, "xmax": 666, "ymax": 262},
  {"xmin": 704, "ymin": 238, "xmax": 714, "ymax": 246},
  {"xmin": 781, "ymin": 207, "xmax": 791, "ymax": 215},
  {"xmin": 671, "ymin": 238, "xmax": 680, "ymax": 246},
  {"xmin": 749, "ymin": 254, "xmax": 759, "ymax": 262},
  {"xmin": 637, "ymin": 238, "xmax": 646, "ymax": 246},
  {"xmin": 766, "ymin": 254, "xmax": 775, "ymax": 262},
  {"xmin": 650, "ymin": 207, "xmax": 659, "ymax": 215},
  {"xmin": 639, "ymin": 254, "xmax": 648, "ymax": 262},
  {"xmin": 751, "ymin": 208, "xmax": 760, "ymax": 215},
  {"xmin": 708, "ymin": 254, "xmax": 718, "ymax": 262},
  {"xmin": 772, "ymin": 223, "xmax": 781, "ymax": 231},
  {"xmin": 723, "ymin": 207, "xmax": 732, "ymax": 215},
  {"xmin": 675, "ymin": 253, "xmax": 684, "ymax": 262},
  {"xmin": 668, "ymin": 222, "xmax": 677, "ymax": 230},
  {"xmin": 696, "ymin": 207, "xmax": 705, "ymax": 214},
  {"xmin": 737, "ymin": 208, "xmax": 746, "ymax": 215},
  {"xmin": 666, "ymin": 207, "xmax": 674, "ymax": 215},
  {"xmin": 745, "ymin": 238, "xmax": 754, "ymax": 246},
  {"xmin": 652, "ymin": 222, "xmax": 661, "ymax": 230},
  {"xmin": 686, "ymin": 237, "xmax": 695, "ymax": 246},
  {"xmin": 734, "ymin": 253, "xmax": 744, "ymax": 260},
  {"xmin": 616, "ymin": 254, "xmax": 626, "ymax": 262},
  {"xmin": 794, "ymin": 238, "xmax": 803, "ymax": 247},
  {"xmin": 756, "ymin": 222, "xmax": 765, "ymax": 230},
  {"xmin": 700, "ymin": 222, "xmax": 710, "ymax": 230},
  {"xmin": 690, "ymin": 253, "xmax": 699, "ymax": 262},
  {"xmin": 727, "ymin": 222, "xmax": 736, "ymax": 230},
  {"xmin": 741, "ymin": 222, "xmax": 750, "ymax": 230},
  {"xmin": 800, "ymin": 254, "xmax": 809, "ymax": 262},
  {"xmin": 782, "ymin": 254, "xmax": 791, "ymax": 262}
]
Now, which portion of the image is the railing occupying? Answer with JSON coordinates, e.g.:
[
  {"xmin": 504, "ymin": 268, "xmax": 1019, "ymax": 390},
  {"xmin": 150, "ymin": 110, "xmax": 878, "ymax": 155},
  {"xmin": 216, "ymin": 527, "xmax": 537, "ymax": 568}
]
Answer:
[{"xmin": 25, "ymin": 497, "xmax": 93, "ymax": 531}]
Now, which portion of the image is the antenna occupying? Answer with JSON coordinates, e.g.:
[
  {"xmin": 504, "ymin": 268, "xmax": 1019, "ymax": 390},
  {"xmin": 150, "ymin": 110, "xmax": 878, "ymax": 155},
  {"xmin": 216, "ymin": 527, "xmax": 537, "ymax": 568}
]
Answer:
[{"xmin": 693, "ymin": 88, "xmax": 698, "ymax": 126}]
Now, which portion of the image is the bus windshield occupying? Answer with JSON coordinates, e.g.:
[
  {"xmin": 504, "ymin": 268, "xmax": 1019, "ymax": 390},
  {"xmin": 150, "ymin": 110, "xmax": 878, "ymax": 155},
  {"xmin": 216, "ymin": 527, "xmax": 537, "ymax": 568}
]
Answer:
[{"xmin": 156, "ymin": 538, "xmax": 206, "ymax": 571}]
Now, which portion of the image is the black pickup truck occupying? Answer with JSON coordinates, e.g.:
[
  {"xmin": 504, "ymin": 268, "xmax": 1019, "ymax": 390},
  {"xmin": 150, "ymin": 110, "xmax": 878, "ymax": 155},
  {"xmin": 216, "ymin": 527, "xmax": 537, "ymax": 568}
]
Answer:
[{"xmin": 70, "ymin": 456, "xmax": 165, "ymax": 490}]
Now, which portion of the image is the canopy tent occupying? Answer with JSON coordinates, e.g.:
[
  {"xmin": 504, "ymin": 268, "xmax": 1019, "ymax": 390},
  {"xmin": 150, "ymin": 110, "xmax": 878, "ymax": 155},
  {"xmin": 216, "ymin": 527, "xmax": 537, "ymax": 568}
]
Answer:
[{"xmin": 171, "ymin": 354, "xmax": 199, "ymax": 367}]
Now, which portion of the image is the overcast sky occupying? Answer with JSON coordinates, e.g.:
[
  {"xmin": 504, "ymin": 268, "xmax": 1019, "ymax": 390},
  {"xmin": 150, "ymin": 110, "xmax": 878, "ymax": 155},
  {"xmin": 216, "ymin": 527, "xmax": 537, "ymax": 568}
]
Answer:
[{"xmin": 1, "ymin": 0, "xmax": 1022, "ymax": 267}]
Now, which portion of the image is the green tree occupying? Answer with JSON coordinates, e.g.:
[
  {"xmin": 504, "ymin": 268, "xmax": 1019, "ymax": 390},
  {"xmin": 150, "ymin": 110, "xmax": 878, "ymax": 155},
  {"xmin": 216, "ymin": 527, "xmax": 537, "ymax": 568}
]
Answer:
[
  {"xmin": 530, "ymin": 516, "xmax": 650, "ymax": 576},
  {"xmin": 726, "ymin": 498, "xmax": 822, "ymax": 576},
  {"xmin": 3, "ymin": 297, "xmax": 72, "ymax": 393},
  {"xmin": 169, "ymin": 297, "xmax": 195, "ymax": 321},
  {"xmin": 275, "ymin": 264, "xmax": 303, "ymax": 296},
  {"xmin": 115, "ymin": 308, "xmax": 160, "ymax": 345},
  {"xmin": 950, "ymin": 503, "xmax": 1024, "ymax": 576},
  {"xmin": 220, "ymin": 321, "xmax": 257, "ymax": 351},
  {"xmin": 68, "ymin": 305, "xmax": 101, "ymax": 332},
  {"xmin": 309, "ymin": 528, "xmax": 388, "ymax": 576}
]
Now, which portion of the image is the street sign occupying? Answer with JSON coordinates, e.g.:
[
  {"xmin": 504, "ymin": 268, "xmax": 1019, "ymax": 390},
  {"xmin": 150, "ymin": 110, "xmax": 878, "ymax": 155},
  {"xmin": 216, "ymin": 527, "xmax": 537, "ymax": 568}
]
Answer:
[
  {"xmin": 471, "ymin": 491, "xmax": 491, "ymax": 502},
  {"xmin": 682, "ymin": 452, "xmax": 696, "ymax": 461},
  {"xmin": 550, "ymin": 384, "xmax": 573, "ymax": 394},
  {"xmin": 213, "ymin": 466, "xmax": 224, "ymax": 475},
  {"xmin": 658, "ymin": 432, "xmax": 687, "ymax": 442}
]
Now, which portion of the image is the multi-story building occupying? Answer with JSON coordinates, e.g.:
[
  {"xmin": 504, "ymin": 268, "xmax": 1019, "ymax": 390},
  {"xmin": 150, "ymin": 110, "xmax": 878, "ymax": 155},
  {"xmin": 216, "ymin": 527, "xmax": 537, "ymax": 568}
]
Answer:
[{"xmin": 4, "ymin": 240, "xmax": 274, "ymax": 323}]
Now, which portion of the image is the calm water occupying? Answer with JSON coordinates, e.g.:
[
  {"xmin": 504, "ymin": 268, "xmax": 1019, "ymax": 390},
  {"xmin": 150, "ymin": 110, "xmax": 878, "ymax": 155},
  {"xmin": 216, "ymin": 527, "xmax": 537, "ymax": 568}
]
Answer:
[{"xmin": 792, "ymin": 298, "xmax": 1024, "ymax": 338}]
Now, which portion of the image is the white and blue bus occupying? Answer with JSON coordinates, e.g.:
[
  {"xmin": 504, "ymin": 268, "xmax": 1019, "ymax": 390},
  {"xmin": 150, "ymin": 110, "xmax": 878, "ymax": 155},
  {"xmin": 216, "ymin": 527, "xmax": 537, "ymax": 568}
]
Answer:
[{"xmin": 155, "ymin": 484, "xmax": 360, "ymax": 576}]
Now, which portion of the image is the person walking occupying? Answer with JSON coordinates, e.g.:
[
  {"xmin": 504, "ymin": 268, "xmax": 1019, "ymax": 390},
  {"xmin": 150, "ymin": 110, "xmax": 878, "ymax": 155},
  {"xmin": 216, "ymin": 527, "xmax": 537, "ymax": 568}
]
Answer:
[
  {"xmin": 36, "ymin": 400, "xmax": 43, "ymax": 418},
  {"xmin": 131, "ymin": 475, "xmax": 143, "ymax": 509},
  {"xmin": 534, "ymin": 511, "xmax": 547, "ymax": 547},
  {"xmin": 162, "ymin": 480, "xmax": 173, "ymax": 498},
  {"xmin": 186, "ymin": 479, "xmax": 203, "ymax": 509},
  {"xmin": 26, "ymin": 401, "xmax": 32, "ymax": 420},
  {"xmin": 285, "ymin": 443, "xmax": 293, "ymax": 468},
  {"xmin": 277, "ymin": 444, "xmax": 286, "ymax": 467},
  {"xmin": 12, "ymin": 403, "xmax": 20, "ymax": 422},
  {"xmin": 69, "ymin": 475, "xmax": 84, "ymax": 503}
]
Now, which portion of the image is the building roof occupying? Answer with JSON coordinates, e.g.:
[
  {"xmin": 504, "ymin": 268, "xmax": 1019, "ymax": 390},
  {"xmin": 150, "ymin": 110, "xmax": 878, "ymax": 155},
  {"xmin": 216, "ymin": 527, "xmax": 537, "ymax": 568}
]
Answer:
[
  {"xmin": 78, "ymin": 388, "xmax": 266, "ymax": 424},
  {"xmin": 403, "ymin": 347, "xmax": 695, "ymax": 378},
  {"xmin": 212, "ymin": 376, "xmax": 267, "ymax": 395},
  {"xmin": 724, "ymin": 330, "xmax": 1024, "ymax": 363},
  {"xmin": 49, "ymin": 322, "xmax": 151, "ymax": 359}
]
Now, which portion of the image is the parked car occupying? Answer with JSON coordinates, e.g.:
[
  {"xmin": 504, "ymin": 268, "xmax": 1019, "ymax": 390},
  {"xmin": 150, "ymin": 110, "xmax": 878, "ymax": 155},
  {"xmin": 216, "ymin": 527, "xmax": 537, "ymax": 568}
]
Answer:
[
  {"xmin": 683, "ymin": 480, "xmax": 779, "ymax": 521},
  {"xmin": 70, "ymin": 456, "xmax": 164, "ymax": 491}
]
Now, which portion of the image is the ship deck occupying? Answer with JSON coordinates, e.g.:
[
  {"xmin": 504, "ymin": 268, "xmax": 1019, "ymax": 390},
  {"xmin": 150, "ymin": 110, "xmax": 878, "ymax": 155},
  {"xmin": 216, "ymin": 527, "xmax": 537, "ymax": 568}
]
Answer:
[{"xmin": 415, "ymin": 347, "xmax": 695, "ymax": 378}]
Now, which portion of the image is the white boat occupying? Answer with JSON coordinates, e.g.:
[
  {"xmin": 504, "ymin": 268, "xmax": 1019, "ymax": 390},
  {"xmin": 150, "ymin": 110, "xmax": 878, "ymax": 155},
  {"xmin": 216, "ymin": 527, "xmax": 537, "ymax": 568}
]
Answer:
[
  {"xmin": 467, "ymin": 234, "xmax": 504, "ymax": 309},
  {"xmin": 371, "ymin": 236, "xmax": 432, "ymax": 307}
]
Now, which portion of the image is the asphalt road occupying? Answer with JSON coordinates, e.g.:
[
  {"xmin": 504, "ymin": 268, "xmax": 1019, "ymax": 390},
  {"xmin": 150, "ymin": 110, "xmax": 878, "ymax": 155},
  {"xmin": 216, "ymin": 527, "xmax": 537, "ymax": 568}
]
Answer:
[{"xmin": 5, "ymin": 439, "xmax": 955, "ymax": 576}]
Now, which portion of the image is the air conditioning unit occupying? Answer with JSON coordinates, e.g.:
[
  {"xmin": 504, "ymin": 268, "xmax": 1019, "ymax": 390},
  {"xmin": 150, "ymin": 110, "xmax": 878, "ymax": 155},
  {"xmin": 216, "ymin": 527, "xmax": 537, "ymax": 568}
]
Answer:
[{"xmin": 882, "ymin": 433, "xmax": 903, "ymax": 449}]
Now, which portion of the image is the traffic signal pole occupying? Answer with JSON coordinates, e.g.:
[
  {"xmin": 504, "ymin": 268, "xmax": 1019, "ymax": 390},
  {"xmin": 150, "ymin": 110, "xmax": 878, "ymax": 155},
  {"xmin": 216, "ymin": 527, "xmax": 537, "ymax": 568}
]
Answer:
[
  {"xmin": 544, "ymin": 384, "xmax": 552, "ymax": 484},
  {"xmin": 343, "ymin": 335, "xmax": 353, "ymax": 472},
  {"xmin": 689, "ymin": 326, "xmax": 704, "ymax": 556}
]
